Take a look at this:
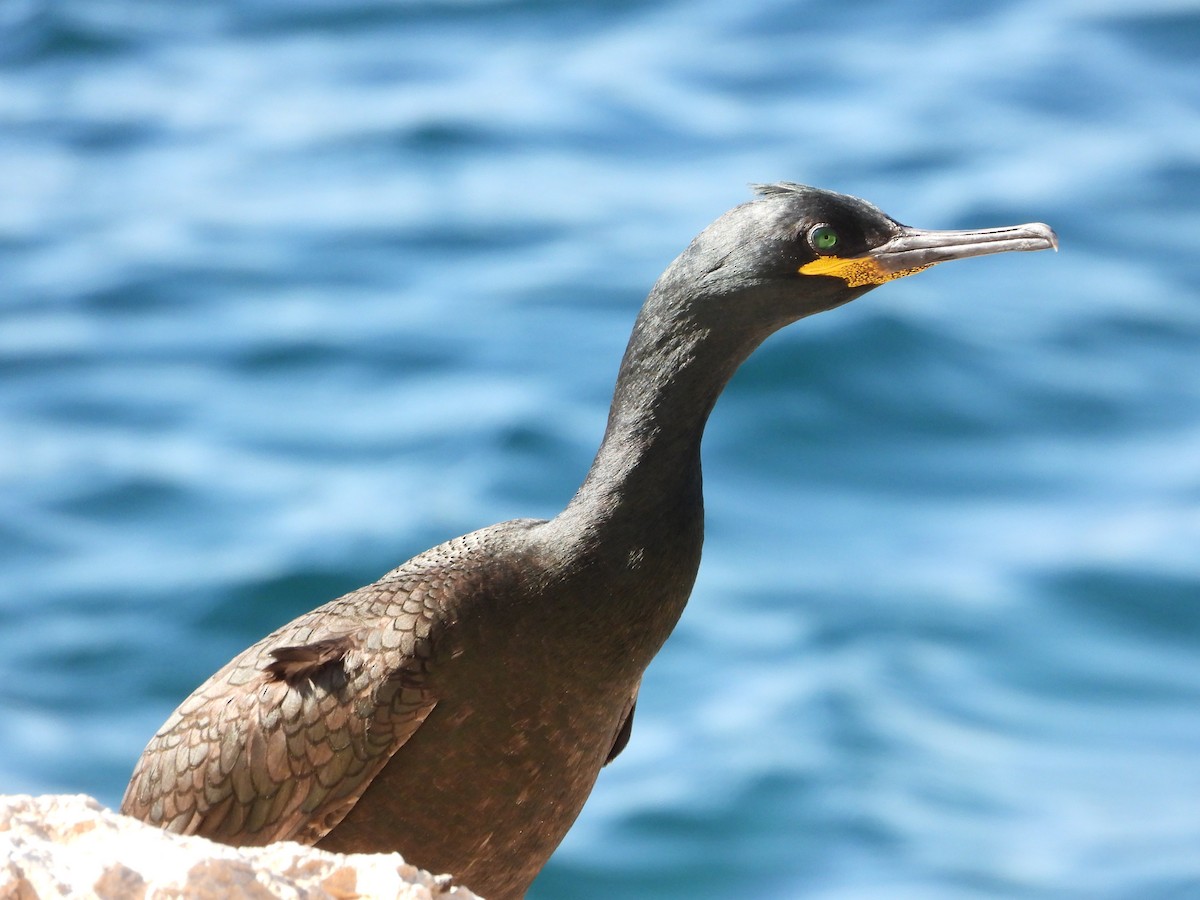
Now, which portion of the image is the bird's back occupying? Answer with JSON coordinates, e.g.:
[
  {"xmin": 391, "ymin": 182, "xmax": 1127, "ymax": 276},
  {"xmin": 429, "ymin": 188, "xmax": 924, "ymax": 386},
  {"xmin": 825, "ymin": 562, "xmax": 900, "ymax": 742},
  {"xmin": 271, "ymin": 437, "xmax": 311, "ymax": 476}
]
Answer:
[{"xmin": 121, "ymin": 514, "xmax": 686, "ymax": 898}]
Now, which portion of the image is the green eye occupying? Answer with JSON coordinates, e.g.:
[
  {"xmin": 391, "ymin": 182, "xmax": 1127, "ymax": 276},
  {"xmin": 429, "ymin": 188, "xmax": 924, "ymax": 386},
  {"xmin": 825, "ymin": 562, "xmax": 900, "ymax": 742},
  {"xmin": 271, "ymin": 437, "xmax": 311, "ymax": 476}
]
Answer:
[{"xmin": 808, "ymin": 224, "xmax": 840, "ymax": 254}]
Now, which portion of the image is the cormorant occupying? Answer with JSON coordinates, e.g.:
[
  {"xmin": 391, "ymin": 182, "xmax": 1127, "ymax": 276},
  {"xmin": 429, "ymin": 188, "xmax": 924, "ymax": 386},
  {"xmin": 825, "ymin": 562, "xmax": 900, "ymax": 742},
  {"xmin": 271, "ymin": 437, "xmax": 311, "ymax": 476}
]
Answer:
[{"xmin": 122, "ymin": 184, "xmax": 1056, "ymax": 899}]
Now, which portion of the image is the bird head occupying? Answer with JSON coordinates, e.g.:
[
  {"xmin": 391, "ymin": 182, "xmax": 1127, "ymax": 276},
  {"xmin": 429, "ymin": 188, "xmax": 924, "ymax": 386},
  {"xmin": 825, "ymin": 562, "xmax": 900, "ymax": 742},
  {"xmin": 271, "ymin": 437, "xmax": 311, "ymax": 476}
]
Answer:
[{"xmin": 666, "ymin": 183, "xmax": 1057, "ymax": 332}]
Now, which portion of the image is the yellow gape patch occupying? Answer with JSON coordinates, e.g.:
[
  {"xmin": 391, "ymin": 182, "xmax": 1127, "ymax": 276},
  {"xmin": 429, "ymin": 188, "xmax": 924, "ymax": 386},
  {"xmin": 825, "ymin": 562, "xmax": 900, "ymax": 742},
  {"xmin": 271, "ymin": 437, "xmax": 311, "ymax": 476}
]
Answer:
[{"xmin": 799, "ymin": 256, "xmax": 932, "ymax": 287}]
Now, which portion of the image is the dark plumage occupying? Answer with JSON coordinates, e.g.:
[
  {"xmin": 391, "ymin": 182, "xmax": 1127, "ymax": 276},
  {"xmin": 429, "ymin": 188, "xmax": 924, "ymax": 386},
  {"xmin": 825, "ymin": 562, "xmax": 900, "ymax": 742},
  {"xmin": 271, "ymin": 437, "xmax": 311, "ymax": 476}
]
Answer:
[{"xmin": 122, "ymin": 184, "xmax": 1056, "ymax": 898}]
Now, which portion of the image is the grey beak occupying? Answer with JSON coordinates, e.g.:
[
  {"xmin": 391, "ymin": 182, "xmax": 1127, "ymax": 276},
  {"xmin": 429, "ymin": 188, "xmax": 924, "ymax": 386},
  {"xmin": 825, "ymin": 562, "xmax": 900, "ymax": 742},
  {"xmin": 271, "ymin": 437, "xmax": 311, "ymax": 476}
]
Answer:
[{"xmin": 872, "ymin": 222, "xmax": 1059, "ymax": 274}]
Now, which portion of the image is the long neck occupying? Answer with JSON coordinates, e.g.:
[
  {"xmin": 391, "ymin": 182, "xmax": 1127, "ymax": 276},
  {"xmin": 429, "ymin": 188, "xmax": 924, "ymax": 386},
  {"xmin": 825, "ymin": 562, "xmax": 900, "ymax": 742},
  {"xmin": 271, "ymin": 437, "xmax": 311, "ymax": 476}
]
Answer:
[{"xmin": 556, "ymin": 281, "xmax": 768, "ymax": 552}]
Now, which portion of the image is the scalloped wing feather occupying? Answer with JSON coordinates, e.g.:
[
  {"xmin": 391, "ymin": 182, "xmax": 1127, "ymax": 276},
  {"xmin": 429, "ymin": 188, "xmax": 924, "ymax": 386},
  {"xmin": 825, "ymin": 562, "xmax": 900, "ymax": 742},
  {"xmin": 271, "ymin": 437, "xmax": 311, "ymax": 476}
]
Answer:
[{"xmin": 121, "ymin": 580, "xmax": 441, "ymax": 845}]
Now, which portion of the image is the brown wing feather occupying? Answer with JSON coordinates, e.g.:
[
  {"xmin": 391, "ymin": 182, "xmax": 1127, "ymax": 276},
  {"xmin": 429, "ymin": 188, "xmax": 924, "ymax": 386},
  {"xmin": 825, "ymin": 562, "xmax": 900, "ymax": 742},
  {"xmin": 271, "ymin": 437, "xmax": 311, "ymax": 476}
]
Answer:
[
  {"xmin": 604, "ymin": 681, "xmax": 639, "ymax": 765},
  {"xmin": 122, "ymin": 578, "xmax": 441, "ymax": 845},
  {"xmin": 263, "ymin": 637, "xmax": 354, "ymax": 684}
]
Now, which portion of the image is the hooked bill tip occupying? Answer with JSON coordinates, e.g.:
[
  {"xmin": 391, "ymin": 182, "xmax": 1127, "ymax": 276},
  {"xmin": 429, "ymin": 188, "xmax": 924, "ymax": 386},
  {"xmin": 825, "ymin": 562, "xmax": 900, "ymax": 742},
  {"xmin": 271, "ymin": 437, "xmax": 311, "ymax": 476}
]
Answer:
[
  {"xmin": 1012, "ymin": 223, "xmax": 1060, "ymax": 254},
  {"xmin": 1022, "ymin": 222, "xmax": 1059, "ymax": 252}
]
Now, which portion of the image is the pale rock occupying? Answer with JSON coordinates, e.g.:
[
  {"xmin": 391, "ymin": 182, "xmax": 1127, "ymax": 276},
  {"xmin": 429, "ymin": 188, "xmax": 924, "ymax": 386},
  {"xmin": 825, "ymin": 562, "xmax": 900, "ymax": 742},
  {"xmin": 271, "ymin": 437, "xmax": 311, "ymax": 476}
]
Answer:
[{"xmin": 0, "ymin": 794, "xmax": 481, "ymax": 899}]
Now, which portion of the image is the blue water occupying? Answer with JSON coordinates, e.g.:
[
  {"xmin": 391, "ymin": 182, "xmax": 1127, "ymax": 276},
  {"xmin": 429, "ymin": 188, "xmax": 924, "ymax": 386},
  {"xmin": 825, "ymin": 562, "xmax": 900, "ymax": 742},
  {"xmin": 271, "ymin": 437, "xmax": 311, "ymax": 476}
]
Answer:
[{"xmin": 3, "ymin": 1, "xmax": 1199, "ymax": 896}]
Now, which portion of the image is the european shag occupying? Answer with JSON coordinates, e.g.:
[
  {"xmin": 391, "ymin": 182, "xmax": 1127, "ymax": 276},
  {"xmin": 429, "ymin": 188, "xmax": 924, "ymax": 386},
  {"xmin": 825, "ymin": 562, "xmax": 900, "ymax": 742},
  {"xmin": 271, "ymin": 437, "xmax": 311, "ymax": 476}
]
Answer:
[{"xmin": 122, "ymin": 184, "xmax": 1057, "ymax": 899}]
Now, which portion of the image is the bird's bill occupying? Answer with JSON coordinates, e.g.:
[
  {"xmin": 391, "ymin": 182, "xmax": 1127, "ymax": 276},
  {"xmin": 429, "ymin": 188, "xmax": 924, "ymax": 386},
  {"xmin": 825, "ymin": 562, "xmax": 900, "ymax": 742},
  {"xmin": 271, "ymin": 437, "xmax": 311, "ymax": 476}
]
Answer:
[{"xmin": 799, "ymin": 222, "xmax": 1058, "ymax": 288}]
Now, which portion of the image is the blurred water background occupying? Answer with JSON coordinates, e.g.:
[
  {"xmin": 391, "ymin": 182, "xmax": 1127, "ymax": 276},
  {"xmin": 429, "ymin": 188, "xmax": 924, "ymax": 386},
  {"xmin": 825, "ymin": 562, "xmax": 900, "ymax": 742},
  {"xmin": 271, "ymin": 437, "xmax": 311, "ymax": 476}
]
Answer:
[{"xmin": 3, "ymin": 0, "xmax": 1199, "ymax": 897}]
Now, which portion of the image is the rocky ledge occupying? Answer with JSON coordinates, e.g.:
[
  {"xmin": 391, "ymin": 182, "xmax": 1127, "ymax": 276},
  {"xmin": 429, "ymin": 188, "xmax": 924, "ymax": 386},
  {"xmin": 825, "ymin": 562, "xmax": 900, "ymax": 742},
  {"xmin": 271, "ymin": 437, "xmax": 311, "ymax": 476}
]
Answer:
[{"xmin": 0, "ymin": 793, "xmax": 480, "ymax": 899}]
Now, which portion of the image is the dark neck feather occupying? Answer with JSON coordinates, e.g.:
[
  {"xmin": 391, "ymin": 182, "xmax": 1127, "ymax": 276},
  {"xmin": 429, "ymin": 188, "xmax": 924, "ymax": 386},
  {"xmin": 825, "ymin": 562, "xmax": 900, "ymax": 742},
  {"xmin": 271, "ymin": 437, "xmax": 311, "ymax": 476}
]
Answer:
[{"xmin": 557, "ymin": 278, "xmax": 768, "ymax": 552}]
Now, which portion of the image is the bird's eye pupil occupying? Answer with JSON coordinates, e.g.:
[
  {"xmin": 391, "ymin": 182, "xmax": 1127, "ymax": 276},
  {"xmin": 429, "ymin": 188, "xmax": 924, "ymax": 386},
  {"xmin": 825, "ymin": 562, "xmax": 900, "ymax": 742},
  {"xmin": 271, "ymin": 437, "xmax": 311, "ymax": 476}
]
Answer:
[{"xmin": 809, "ymin": 225, "xmax": 839, "ymax": 253}]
